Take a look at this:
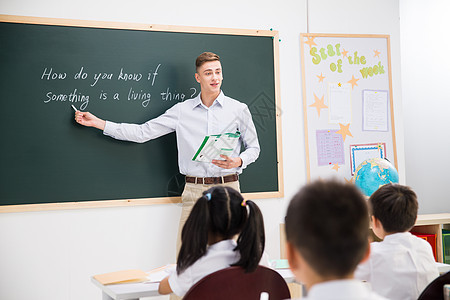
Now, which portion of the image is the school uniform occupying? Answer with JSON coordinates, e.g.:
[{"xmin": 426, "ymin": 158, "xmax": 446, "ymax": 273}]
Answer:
[
  {"xmin": 168, "ymin": 239, "xmax": 240, "ymax": 297},
  {"xmin": 354, "ymin": 232, "xmax": 439, "ymax": 300},
  {"xmin": 296, "ymin": 280, "xmax": 388, "ymax": 300}
]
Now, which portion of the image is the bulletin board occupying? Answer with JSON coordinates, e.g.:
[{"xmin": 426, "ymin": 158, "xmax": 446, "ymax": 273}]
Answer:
[{"xmin": 300, "ymin": 34, "xmax": 397, "ymax": 181}]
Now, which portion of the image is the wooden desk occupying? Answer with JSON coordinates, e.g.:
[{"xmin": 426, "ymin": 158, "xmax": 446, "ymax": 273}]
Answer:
[{"xmin": 92, "ymin": 268, "xmax": 297, "ymax": 300}]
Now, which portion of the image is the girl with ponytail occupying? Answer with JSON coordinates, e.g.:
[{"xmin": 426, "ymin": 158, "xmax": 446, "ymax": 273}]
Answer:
[{"xmin": 158, "ymin": 186, "xmax": 266, "ymax": 297}]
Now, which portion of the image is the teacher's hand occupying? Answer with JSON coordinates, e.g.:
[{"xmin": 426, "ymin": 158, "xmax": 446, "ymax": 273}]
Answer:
[
  {"xmin": 212, "ymin": 155, "xmax": 242, "ymax": 169},
  {"xmin": 75, "ymin": 111, "xmax": 106, "ymax": 130}
]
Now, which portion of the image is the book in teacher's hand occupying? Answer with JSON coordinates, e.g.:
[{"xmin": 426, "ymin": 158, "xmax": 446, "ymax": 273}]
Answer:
[{"xmin": 192, "ymin": 132, "xmax": 240, "ymax": 162}]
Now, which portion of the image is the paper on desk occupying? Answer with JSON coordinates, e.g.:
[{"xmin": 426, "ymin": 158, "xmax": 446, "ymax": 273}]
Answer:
[
  {"xmin": 192, "ymin": 132, "xmax": 240, "ymax": 162},
  {"xmin": 93, "ymin": 269, "xmax": 148, "ymax": 285},
  {"xmin": 146, "ymin": 264, "xmax": 176, "ymax": 283},
  {"xmin": 270, "ymin": 259, "xmax": 290, "ymax": 269}
]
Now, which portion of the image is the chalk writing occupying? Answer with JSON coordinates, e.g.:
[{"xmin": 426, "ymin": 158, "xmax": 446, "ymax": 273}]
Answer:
[
  {"xmin": 39, "ymin": 64, "xmax": 195, "ymax": 110},
  {"xmin": 41, "ymin": 68, "xmax": 67, "ymax": 80},
  {"xmin": 44, "ymin": 88, "xmax": 90, "ymax": 110}
]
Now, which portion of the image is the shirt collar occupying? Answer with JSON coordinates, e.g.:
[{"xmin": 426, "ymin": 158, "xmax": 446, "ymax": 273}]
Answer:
[
  {"xmin": 307, "ymin": 279, "xmax": 372, "ymax": 299},
  {"xmin": 192, "ymin": 91, "xmax": 225, "ymax": 110},
  {"xmin": 208, "ymin": 239, "xmax": 237, "ymax": 251},
  {"xmin": 383, "ymin": 231, "xmax": 411, "ymax": 242}
]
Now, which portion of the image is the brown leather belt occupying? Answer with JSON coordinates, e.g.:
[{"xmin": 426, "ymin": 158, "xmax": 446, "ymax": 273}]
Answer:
[{"xmin": 185, "ymin": 174, "xmax": 239, "ymax": 185}]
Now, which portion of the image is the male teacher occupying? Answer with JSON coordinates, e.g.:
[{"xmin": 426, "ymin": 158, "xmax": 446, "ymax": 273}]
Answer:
[{"xmin": 75, "ymin": 52, "xmax": 260, "ymax": 249}]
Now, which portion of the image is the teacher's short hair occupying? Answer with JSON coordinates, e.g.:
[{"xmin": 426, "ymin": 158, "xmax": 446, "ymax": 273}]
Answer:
[{"xmin": 196, "ymin": 52, "xmax": 220, "ymax": 71}]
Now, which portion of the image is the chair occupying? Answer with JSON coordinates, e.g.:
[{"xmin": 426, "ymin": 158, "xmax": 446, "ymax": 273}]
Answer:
[
  {"xmin": 183, "ymin": 265, "xmax": 291, "ymax": 300},
  {"xmin": 417, "ymin": 271, "xmax": 450, "ymax": 300}
]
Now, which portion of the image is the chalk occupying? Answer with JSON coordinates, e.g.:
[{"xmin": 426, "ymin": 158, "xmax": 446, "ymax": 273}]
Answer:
[{"xmin": 71, "ymin": 105, "xmax": 77, "ymax": 112}]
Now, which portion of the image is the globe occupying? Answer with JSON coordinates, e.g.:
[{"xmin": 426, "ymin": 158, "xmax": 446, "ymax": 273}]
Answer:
[{"xmin": 354, "ymin": 158, "xmax": 399, "ymax": 197}]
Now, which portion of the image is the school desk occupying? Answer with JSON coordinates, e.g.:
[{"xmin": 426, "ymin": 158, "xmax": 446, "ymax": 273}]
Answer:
[{"xmin": 91, "ymin": 268, "xmax": 296, "ymax": 300}]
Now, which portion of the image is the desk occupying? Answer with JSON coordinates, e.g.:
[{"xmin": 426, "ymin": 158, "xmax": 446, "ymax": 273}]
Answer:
[
  {"xmin": 437, "ymin": 262, "xmax": 450, "ymax": 275},
  {"xmin": 92, "ymin": 268, "xmax": 297, "ymax": 300}
]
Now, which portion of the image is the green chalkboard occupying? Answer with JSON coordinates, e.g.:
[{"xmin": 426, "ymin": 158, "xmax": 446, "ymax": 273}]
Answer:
[{"xmin": 0, "ymin": 16, "xmax": 282, "ymax": 210}]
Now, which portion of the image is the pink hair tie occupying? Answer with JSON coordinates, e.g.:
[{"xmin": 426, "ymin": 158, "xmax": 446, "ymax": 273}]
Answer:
[{"xmin": 241, "ymin": 199, "xmax": 247, "ymax": 207}]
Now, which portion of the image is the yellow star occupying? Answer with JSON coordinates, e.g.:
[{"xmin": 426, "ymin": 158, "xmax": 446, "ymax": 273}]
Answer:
[
  {"xmin": 347, "ymin": 75, "xmax": 359, "ymax": 89},
  {"xmin": 338, "ymin": 82, "xmax": 342, "ymax": 87},
  {"xmin": 309, "ymin": 93, "xmax": 328, "ymax": 117},
  {"xmin": 317, "ymin": 73, "xmax": 326, "ymax": 83},
  {"xmin": 332, "ymin": 163, "xmax": 340, "ymax": 172},
  {"xmin": 335, "ymin": 123, "xmax": 353, "ymax": 141},
  {"xmin": 304, "ymin": 36, "xmax": 317, "ymax": 49},
  {"xmin": 374, "ymin": 50, "xmax": 381, "ymax": 58},
  {"xmin": 341, "ymin": 48, "xmax": 349, "ymax": 58},
  {"xmin": 344, "ymin": 177, "xmax": 353, "ymax": 184}
]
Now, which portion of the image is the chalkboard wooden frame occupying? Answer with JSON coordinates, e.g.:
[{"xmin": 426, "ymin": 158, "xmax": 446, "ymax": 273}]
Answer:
[
  {"xmin": 0, "ymin": 15, "xmax": 283, "ymax": 213},
  {"xmin": 300, "ymin": 33, "xmax": 397, "ymax": 182}
]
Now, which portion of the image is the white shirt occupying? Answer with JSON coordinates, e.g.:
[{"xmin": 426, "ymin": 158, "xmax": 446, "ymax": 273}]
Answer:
[
  {"xmin": 298, "ymin": 280, "xmax": 388, "ymax": 300},
  {"xmin": 103, "ymin": 91, "xmax": 260, "ymax": 177},
  {"xmin": 168, "ymin": 239, "xmax": 240, "ymax": 297},
  {"xmin": 354, "ymin": 232, "xmax": 439, "ymax": 300}
]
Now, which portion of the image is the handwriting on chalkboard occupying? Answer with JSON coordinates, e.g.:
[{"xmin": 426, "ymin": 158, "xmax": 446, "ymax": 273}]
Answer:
[{"xmin": 40, "ymin": 64, "xmax": 197, "ymax": 110}]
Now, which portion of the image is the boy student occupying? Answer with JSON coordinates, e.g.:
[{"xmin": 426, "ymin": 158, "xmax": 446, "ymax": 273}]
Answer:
[
  {"xmin": 285, "ymin": 180, "xmax": 387, "ymax": 300},
  {"xmin": 355, "ymin": 183, "xmax": 439, "ymax": 300},
  {"xmin": 74, "ymin": 52, "xmax": 260, "ymax": 250}
]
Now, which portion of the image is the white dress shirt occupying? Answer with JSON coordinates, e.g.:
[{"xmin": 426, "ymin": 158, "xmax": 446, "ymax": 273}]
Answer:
[
  {"xmin": 103, "ymin": 91, "xmax": 260, "ymax": 177},
  {"xmin": 354, "ymin": 232, "xmax": 439, "ymax": 300},
  {"xmin": 298, "ymin": 280, "xmax": 388, "ymax": 300},
  {"xmin": 168, "ymin": 239, "xmax": 240, "ymax": 297}
]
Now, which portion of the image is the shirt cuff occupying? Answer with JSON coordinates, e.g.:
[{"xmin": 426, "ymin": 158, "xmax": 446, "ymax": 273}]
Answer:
[
  {"xmin": 238, "ymin": 154, "xmax": 249, "ymax": 170},
  {"xmin": 103, "ymin": 121, "xmax": 118, "ymax": 138}
]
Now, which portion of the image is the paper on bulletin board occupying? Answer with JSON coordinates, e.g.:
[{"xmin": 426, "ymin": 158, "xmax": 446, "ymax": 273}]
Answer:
[
  {"xmin": 328, "ymin": 82, "xmax": 352, "ymax": 124},
  {"xmin": 363, "ymin": 89, "xmax": 389, "ymax": 131},
  {"xmin": 316, "ymin": 129, "xmax": 345, "ymax": 166},
  {"xmin": 350, "ymin": 143, "xmax": 386, "ymax": 175}
]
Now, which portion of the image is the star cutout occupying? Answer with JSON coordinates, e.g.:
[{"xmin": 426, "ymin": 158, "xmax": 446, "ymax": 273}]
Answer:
[
  {"xmin": 304, "ymin": 36, "xmax": 317, "ymax": 49},
  {"xmin": 374, "ymin": 50, "xmax": 381, "ymax": 58},
  {"xmin": 347, "ymin": 75, "xmax": 359, "ymax": 89},
  {"xmin": 317, "ymin": 73, "xmax": 325, "ymax": 83},
  {"xmin": 344, "ymin": 177, "xmax": 353, "ymax": 184},
  {"xmin": 309, "ymin": 93, "xmax": 328, "ymax": 117},
  {"xmin": 335, "ymin": 123, "xmax": 353, "ymax": 141},
  {"xmin": 341, "ymin": 48, "xmax": 349, "ymax": 58},
  {"xmin": 332, "ymin": 163, "xmax": 340, "ymax": 172}
]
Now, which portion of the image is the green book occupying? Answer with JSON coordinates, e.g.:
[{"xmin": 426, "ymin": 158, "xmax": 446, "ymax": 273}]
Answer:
[
  {"xmin": 192, "ymin": 132, "xmax": 240, "ymax": 162},
  {"xmin": 443, "ymin": 229, "xmax": 450, "ymax": 264}
]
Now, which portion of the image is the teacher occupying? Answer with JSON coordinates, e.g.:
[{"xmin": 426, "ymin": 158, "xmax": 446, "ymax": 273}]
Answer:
[{"xmin": 75, "ymin": 52, "xmax": 260, "ymax": 250}]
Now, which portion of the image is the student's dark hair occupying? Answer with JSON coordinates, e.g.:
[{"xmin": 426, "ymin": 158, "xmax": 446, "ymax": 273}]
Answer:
[
  {"xmin": 176, "ymin": 186, "xmax": 265, "ymax": 274},
  {"xmin": 285, "ymin": 180, "xmax": 369, "ymax": 277},
  {"xmin": 195, "ymin": 52, "xmax": 220, "ymax": 71},
  {"xmin": 369, "ymin": 183, "xmax": 418, "ymax": 233}
]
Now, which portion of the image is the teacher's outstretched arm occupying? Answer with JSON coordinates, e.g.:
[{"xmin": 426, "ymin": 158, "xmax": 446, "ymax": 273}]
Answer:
[{"xmin": 75, "ymin": 111, "xmax": 106, "ymax": 130}]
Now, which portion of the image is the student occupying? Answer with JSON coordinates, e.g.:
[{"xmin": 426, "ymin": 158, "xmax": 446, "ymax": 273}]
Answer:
[
  {"xmin": 158, "ymin": 186, "xmax": 265, "ymax": 298},
  {"xmin": 354, "ymin": 183, "xmax": 439, "ymax": 300},
  {"xmin": 74, "ymin": 51, "xmax": 260, "ymax": 251},
  {"xmin": 285, "ymin": 180, "xmax": 387, "ymax": 300}
]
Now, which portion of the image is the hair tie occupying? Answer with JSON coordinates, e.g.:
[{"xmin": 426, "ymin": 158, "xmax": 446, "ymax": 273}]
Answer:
[
  {"xmin": 205, "ymin": 193, "xmax": 212, "ymax": 201},
  {"xmin": 241, "ymin": 199, "xmax": 247, "ymax": 207}
]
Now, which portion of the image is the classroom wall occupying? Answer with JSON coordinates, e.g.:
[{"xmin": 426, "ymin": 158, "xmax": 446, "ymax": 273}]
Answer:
[
  {"xmin": 400, "ymin": 0, "xmax": 450, "ymax": 214},
  {"xmin": 0, "ymin": 1, "xmax": 405, "ymax": 300}
]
